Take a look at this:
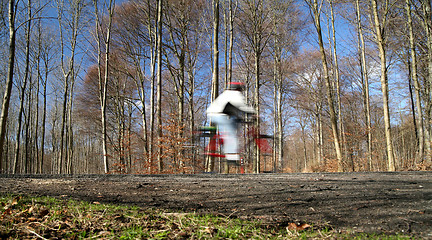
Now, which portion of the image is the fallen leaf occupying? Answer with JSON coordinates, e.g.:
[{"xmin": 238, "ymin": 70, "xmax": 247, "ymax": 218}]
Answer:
[
  {"xmin": 28, "ymin": 206, "xmax": 35, "ymax": 214},
  {"xmin": 287, "ymin": 222, "xmax": 311, "ymax": 231},
  {"xmin": 201, "ymin": 226, "xmax": 216, "ymax": 234},
  {"xmin": 11, "ymin": 196, "xmax": 22, "ymax": 206}
]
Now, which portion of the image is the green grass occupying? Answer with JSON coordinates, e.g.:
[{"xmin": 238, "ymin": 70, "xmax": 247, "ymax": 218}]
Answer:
[{"xmin": 0, "ymin": 194, "xmax": 415, "ymax": 239}]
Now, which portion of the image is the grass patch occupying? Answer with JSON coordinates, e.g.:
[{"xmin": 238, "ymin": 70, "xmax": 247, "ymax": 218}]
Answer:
[{"xmin": 0, "ymin": 194, "xmax": 414, "ymax": 239}]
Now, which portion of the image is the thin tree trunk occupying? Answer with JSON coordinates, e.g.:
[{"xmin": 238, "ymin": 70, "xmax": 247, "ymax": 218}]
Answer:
[
  {"xmin": 315, "ymin": 103, "xmax": 324, "ymax": 166},
  {"xmin": 13, "ymin": 0, "xmax": 31, "ymax": 174},
  {"xmin": 188, "ymin": 69, "xmax": 195, "ymax": 172},
  {"xmin": 208, "ymin": 0, "xmax": 219, "ymax": 173},
  {"xmin": 277, "ymin": 87, "xmax": 283, "ymax": 172},
  {"xmin": 36, "ymin": 19, "xmax": 42, "ymax": 174},
  {"xmin": 57, "ymin": 0, "xmax": 82, "ymax": 174},
  {"xmin": 355, "ymin": 0, "xmax": 373, "ymax": 171},
  {"xmin": 0, "ymin": 0, "xmax": 17, "ymax": 173},
  {"xmin": 66, "ymin": 72, "xmax": 75, "ymax": 174},
  {"xmin": 254, "ymin": 50, "xmax": 261, "ymax": 173},
  {"xmin": 422, "ymin": 0, "xmax": 432, "ymax": 165},
  {"xmin": 329, "ymin": 0, "xmax": 347, "ymax": 170},
  {"xmin": 59, "ymin": 78, "xmax": 69, "ymax": 174},
  {"xmin": 41, "ymin": 48, "xmax": 49, "ymax": 174},
  {"xmin": 156, "ymin": 0, "xmax": 163, "ymax": 172},
  {"xmin": 147, "ymin": 0, "xmax": 157, "ymax": 173},
  {"xmin": 273, "ymin": 30, "xmax": 283, "ymax": 173},
  {"xmin": 223, "ymin": 1, "xmax": 228, "ymax": 89},
  {"xmin": 406, "ymin": 0, "xmax": 424, "ymax": 164},
  {"xmin": 103, "ymin": 0, "xmax": 115, "ymax": 173},
  {"xmin": 228, "ymin": 0, "xmax": 235, "ymax": 86},
  {"xmin": 310, "ymin": 0, "xmax": 343, "ymax": 172},
  {"xmin": 370, "ymin": 0, "xmax": 395, "ymax": 171},
  {"xmin": 300, "ymin": 118, "xmax": 307, "ymax": 171},
  {"xmin": 25, "ymin": 76, "xmax": 33, "ymax": 173},
  {"xmin": 93, "ymin": 0, "xmax": 115, "ymax": 174}
]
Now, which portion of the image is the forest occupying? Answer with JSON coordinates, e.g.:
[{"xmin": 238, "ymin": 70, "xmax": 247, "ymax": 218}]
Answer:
[{"xmin": 0, "ymin": 0, "xmax": 431, "ymax": 174}]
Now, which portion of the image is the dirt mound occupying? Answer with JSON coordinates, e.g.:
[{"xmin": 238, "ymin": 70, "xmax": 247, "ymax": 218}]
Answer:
[{"xmin": 0, "ymin": 172, "xmax": 431, "ymax": 238}]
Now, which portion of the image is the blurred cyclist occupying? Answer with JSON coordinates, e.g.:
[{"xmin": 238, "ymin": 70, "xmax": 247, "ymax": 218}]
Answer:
[{"xmin": 206, "ymin": 82, "xmax": 255, "ymax": 162}]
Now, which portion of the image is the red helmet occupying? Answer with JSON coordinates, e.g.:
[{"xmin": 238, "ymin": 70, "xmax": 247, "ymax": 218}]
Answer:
[{"xmin": 227, "ymin": 82, "xmax": 245, "ymax": 91}]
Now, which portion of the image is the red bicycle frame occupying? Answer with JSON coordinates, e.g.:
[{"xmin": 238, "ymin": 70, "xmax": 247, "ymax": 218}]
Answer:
[{"xmin": 203, "ymin": 125, "xmax": 272, "ymax": 157}]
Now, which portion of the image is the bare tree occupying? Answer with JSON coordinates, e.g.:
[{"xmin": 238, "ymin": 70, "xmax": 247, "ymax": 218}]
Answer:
[
  {"xmin": 405, "ymin": 0, "xmax": 424, "ymax": 165},
  {"xmin": 328, "ymin": 0, "xmax": 348, "ymax": 169},
  {"xmin": 269, "ymin": 0, "xmax": 301, "ymax": 172},
  {"xmin": 56, "ymin": 0, "xmax": 85, "ymax": 173},
  {"xmin": 0, "ymin": 0, "xmax": 17, "ymax": 173},
  {"xmin": 37, "ymin": 24, "xmax": 58, "ymax": 174},
  {"xmin": 370, "ymin": 0, "xmax": 395, "ymax": 171},
  {"xmin": 354, "ymin": 0, "xmax": 373, "ymax": 171},
  {"xmin": 291, "ymin": 51, "xmax": 326, "ymax": 170},
  {"xmin": 420, "ymin": 0, "xmax": 432, "ymax": 165},
  {"xmin": 207, "ymin": 0, "xmax": 219, "ymax": 173},
  {"xmin": 156, "ymin": 0, "xmax": 163, "ymax": 172},
  {"xmin": 93, "ymin": 0, "xmax": 116, "ymax": 174},
  {"xmin": 307, "ymin": 0, "xmax": 343, "ymax": 172},
  {"xmin": 146, "ymin": 0, "xmax": 157, "ymax": 172},
  {"xmin": 13, "ymin": 0, "xmax": 32, "ymax": 174},
  {"xmin": 237, "ymin": 0, "xmax": 273, "ymax": 173}
]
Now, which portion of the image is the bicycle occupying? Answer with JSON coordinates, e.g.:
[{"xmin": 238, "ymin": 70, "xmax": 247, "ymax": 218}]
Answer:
[{"xmin": 196, "ymin": 119, "xmax": 273, "ymax": 173}]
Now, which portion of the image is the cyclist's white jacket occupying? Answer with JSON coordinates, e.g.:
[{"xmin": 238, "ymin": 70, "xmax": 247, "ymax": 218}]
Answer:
[{"xmin": 206, "ymin": 90, "xmax": 255, "ymax": 118}]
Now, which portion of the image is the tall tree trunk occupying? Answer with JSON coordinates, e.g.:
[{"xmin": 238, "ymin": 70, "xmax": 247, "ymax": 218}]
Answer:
[
  {"xmin": 0, "ymin": 0, "xmax": 17, "ymax": 173},
  {"xmin": 93, "ymin": 0, "xmax": 115, "ymax": 174},
  {"xmin": 36, "ymin": 19, "xmax": 42, "ymax": 174},
  {"xmin": 355, "ymin": 0, "xmax": 373, "ymax": 171},
  {"xmin": 13, "ymin": 0, "xmax": 31, "ymax": 174},
  {"xmin": 25, "ymin": 76, "xmax": 33, "ymax": 173},
  {"xmin": 223, "ymin": 1, "xmax": 228, "ymax": 89},
  {"xmin": 57, "ymin": 0, "xmax": 82, "ymax": 174},
  {"xmin": 133, "ymin": 59, "xmax": 148, "ymax": 170},
  {"xmin": 370, "ymin": 0, "xmax": 395, "ymax": 171},
  {"xmin": 41, "ymin": 48, "xmax": 49, "ymax": 174},
  {"xmin": 103, "ymin": 0, "xmax": 115, "ymax": 173},
  {"xmin": 406, "ymin": 0, "xmax": 424, "ymax": 165},
  {"xmin": 208, "ymin": 0, "xmax": 219, "ymax": 173},
  {"xmin": 228, "ymin": 0, "xmax": 235, "ymax": 86},
  {"xmin": 329, "ymin": 0, "xmax": 347, "ymax": 170},
  {"xmin": 314, "ymin": 102, "xmax": 324, "ymax": 166},
  {"xmin": 66, "ymin": 73, "xmax": 75, "ymax": 174},
  {"xmin": 156, "ymin": 0, "xmax": 163, "ymax": 172},
  {"xmin": 147, "ymin": 0, "xmax": 157, "ymax": 173},
  {"xmin": 422, "ymin": 0, "xmax": 432, "ymax": 165},
  {"xmin": 273, "ymin": 45, "xmax": 282, "ymax": 173},
  {"xmin": 59, "ymin": 77, "xmax": 69, "ymax": 174},
  {"xmin": 272, "ymin": 12, "xmax": 283, "ymax": 173},
  {"xmin": 187, "ymin": 67, "xmax": 196, "ymax": 172},
  {"xmin": 310, "ymin": 0, "xmax": 343, "ymax": 172},
  {"xmin": 299, "ymin": 117, "xmax": 307, "ymax": 171},
  {"xmin": 211, "ymin": 0, "xmax": 220, "ymax": 102},
  {"xmin": 253, "ymin": 49, "xmax": 261, "ymax": 173}
]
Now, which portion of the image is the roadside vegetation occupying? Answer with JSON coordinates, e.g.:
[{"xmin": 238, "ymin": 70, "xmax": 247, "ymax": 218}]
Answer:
[{"xmin": 0, "ymin": 195, "xmax": 413, "ymax": 239}]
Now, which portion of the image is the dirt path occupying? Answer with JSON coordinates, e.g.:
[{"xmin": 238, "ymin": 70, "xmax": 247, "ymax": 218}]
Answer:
[{"xmin": 0, "ymin": 172, "xmax": 431, "ymax": 237}]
